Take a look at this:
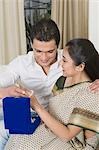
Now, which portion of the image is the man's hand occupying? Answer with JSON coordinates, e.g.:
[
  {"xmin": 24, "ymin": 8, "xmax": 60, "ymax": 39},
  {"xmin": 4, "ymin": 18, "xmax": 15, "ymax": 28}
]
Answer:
[
  {"xmin": 0, "ymin": 85, "xmax": 26, "ymax": 99},
  {"xmin": 89, "ymin": 79, "xmax": 99, "ymax": 92}
]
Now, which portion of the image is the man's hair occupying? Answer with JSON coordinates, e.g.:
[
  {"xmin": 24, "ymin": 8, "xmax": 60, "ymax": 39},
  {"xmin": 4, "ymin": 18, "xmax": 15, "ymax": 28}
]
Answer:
[
  {"xmin": 30, "ymin": 18, "xmax": 60, "ymax": 48},
  {"xmin": 66, "ymin": 38, "xmax": 99, "ymax": 81}
]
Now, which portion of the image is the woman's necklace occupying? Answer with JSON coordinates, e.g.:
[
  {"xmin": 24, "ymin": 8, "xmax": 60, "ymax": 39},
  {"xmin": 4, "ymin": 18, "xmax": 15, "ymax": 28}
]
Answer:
[{"xmin": 64, "ymin": 80, "xmax": 91, "ymax": 88}]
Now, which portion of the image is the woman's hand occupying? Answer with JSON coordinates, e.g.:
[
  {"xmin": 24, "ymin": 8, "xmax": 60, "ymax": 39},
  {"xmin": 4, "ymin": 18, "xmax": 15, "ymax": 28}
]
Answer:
[{"xmin": 24, "ymin": 89, "xmax": 39, "ymax": 110}]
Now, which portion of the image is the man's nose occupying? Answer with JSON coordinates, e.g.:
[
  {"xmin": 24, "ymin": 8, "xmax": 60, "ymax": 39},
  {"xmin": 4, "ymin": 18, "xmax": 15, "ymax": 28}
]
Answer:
[{"xmin": 42, "ymin": 53, "xmax": 48, "ymax": 60}]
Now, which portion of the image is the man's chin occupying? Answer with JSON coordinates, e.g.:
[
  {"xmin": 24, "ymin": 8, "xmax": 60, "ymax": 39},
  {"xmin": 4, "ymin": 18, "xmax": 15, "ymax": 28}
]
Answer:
[
  {"xmin": 40, "ymin": 62, "xmax": 50, "ymax": 66},
  {"xmin": 41, "ymin": 64, "xmax": 49, "ymax": 68}
]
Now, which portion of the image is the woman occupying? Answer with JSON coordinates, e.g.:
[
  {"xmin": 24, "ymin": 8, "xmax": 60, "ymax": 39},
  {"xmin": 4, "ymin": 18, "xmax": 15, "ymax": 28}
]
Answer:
[{"xmin": 5, "ymin": 39, "xmax": 99, "ymax": 150}]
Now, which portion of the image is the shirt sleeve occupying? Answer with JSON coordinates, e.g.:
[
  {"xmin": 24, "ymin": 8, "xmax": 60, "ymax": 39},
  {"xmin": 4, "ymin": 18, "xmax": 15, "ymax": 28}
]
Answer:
[{"xmin": 0, "ymin": 57, "xmax": 20, "ymax": 87}]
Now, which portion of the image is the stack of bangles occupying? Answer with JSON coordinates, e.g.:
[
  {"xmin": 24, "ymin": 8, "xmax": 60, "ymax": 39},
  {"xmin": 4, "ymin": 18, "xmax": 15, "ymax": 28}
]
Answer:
[{"xmin": 28, "ymin": 90, "xmax": 34, "ymax": 98}]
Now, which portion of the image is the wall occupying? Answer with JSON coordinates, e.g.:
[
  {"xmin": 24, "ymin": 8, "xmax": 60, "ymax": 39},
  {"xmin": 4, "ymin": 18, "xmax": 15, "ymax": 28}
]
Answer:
[{"xmin": 89, "ymin": 0, "xmax": 99, "ymax": 53}]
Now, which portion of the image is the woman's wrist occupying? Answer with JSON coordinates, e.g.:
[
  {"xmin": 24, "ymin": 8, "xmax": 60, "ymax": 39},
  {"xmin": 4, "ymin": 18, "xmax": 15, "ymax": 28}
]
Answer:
[
  {"xmin": 27, "ymin": 90, "xmax": 44, "ymax": 115},
  {"xmin": 30, "ymin": 95, "xmax": 41, "ymax": 110}
]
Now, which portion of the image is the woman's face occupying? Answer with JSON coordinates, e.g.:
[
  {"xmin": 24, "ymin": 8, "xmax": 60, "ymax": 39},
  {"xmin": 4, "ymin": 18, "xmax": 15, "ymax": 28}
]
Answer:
[{"xmin": 62, "ymin": 47, "xmax": 78, "ymax": 77}]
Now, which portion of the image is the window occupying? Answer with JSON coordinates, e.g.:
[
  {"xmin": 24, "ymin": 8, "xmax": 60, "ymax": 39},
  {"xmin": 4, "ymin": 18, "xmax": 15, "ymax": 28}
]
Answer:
[{"xmin": 24, "ymin": 0, "xmax": 51, "ymax": 52}]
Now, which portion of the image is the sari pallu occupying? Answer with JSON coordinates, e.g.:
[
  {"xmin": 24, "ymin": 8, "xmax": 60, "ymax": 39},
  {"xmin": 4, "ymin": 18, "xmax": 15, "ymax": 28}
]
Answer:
[{"xmin": 68, "ymin": 107, "xmax": 99, "ymax": 149}]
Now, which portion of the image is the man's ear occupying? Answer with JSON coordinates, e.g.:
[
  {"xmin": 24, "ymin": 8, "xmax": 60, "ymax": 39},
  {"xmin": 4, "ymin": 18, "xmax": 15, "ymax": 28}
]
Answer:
[{"xmin": 75, "ymin": 63, "xmax": 85, "ymax": 72}]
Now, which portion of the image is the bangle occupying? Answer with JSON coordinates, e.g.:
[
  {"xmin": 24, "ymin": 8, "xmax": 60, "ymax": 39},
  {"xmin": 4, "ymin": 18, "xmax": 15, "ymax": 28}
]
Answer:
[{"xmin": 15, "ymin": 83, "xmax": 20, "ymax": 88}]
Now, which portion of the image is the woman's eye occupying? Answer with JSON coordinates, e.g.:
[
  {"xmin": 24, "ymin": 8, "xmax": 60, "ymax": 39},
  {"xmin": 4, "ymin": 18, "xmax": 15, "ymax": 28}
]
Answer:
[{"xmin": 63, "ymin": 59, "xmax": 66, "ymax": 62}]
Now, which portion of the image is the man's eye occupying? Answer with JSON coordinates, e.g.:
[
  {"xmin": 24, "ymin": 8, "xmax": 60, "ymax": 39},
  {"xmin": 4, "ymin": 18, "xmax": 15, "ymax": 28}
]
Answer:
[
  {"xmin": 48, "ymin": 50, "xmax": 54, "ymax": 53},
  {"xmin": 36, "ymin": 50, "xmax": 42, "ymax": 53}
]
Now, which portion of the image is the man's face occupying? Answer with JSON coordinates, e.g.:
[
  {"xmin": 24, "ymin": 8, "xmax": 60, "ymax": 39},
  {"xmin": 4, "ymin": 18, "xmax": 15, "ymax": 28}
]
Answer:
[{"xmin": 32, "ymin": 39, "xmax": 57, "ymax": 68}]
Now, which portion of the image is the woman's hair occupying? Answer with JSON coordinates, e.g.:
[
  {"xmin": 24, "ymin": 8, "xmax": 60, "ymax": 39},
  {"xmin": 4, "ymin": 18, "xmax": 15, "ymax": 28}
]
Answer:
[
  {"xmin": 66, "ymin": 38, "xmax": 99, "ymax": 81},
  {"xmin": 30, "ymin": 18, "xmax": 60, "ymax": 48}
]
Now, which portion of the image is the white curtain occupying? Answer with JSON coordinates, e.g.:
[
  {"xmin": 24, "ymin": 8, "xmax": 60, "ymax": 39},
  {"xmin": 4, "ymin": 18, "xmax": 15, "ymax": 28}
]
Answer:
[
  {"xmin": 88, "ymin": 0, "xmax": 99, "ymax": 53},
  {"xmin": 0, "ymin": 0, "xmax": 26, "ymax": 64},
  {"xmin": 51, "ymin": 0, "xmax": 88, "ymax": 49}
]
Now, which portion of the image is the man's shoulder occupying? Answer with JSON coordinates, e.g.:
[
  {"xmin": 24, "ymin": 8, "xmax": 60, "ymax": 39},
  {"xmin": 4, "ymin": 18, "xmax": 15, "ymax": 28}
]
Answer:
[
  {"xmin": 18, "ymin": 51, "xmax": 34, "ymax": 65},
  {"xmin": 18, "ymin": 51, "xmax": 33, "ymax": 59},
  {"xmin": 9, "ymin": 51, "xmax": 34, "ymax": 67}
]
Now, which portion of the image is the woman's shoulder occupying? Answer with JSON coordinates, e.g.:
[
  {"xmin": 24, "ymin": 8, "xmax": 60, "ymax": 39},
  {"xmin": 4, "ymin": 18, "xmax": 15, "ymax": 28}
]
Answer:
[
  {"xmin": 75, "ymin": 82, "xmax": 99, "ymax": 114},
  {"xmin": 77, "ymin": 82, "xmax": 99, "ymax": 97}
]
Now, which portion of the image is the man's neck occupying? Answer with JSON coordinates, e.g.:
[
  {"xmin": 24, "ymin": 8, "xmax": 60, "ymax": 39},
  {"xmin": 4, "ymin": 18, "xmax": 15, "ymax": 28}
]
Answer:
[
  {"xmin": 42, "ymin": 57, "xmax": 57, "ymax": 75},
  {"xmin": 42, "ymin": 66, "xmax": 50, "ymax": 75}
]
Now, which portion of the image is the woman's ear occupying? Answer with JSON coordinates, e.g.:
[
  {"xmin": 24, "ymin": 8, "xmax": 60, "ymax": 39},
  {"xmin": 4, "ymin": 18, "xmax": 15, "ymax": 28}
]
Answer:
[{"xmin": 75, "ymin": 63, "xmax": 85, "ymax": 72}]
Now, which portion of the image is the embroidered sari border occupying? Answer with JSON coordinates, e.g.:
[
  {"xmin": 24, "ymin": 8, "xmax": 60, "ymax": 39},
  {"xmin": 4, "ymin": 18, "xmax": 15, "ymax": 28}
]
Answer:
[
  {"xmin": 73, "ymin": 107, "xmax": 99, "ymax": 120},
  {"xmin": 68, "ymin": 108, "xmax": 99, "ymax": 133}
]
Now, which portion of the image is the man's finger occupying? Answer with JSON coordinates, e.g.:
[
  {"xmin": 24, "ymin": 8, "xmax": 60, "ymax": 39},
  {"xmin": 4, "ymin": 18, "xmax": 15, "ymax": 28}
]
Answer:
[{"xmin": 89, "ymin": 80, "xmax": 99, "ymax": 91}]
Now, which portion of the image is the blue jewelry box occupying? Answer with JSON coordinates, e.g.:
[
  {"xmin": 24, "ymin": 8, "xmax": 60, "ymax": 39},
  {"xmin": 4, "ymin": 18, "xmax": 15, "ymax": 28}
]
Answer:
[{"xmin": 3, "ymin": 97, "xmax": 41, "ymax": 134}]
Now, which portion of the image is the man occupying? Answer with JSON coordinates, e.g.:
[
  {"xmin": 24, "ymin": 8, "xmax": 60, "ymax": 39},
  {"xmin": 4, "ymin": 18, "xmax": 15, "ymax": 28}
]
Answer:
[
  {"xmin": 0, "ymin": 18, "xmax": 62, "ymax": 149},
  {"xmin": 0, "ymin": 19, "xmax": 62, "ymax": 108},
  {"xmin": 0, "ymin": 19, "xmax": 99, "ymax": 149}
]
